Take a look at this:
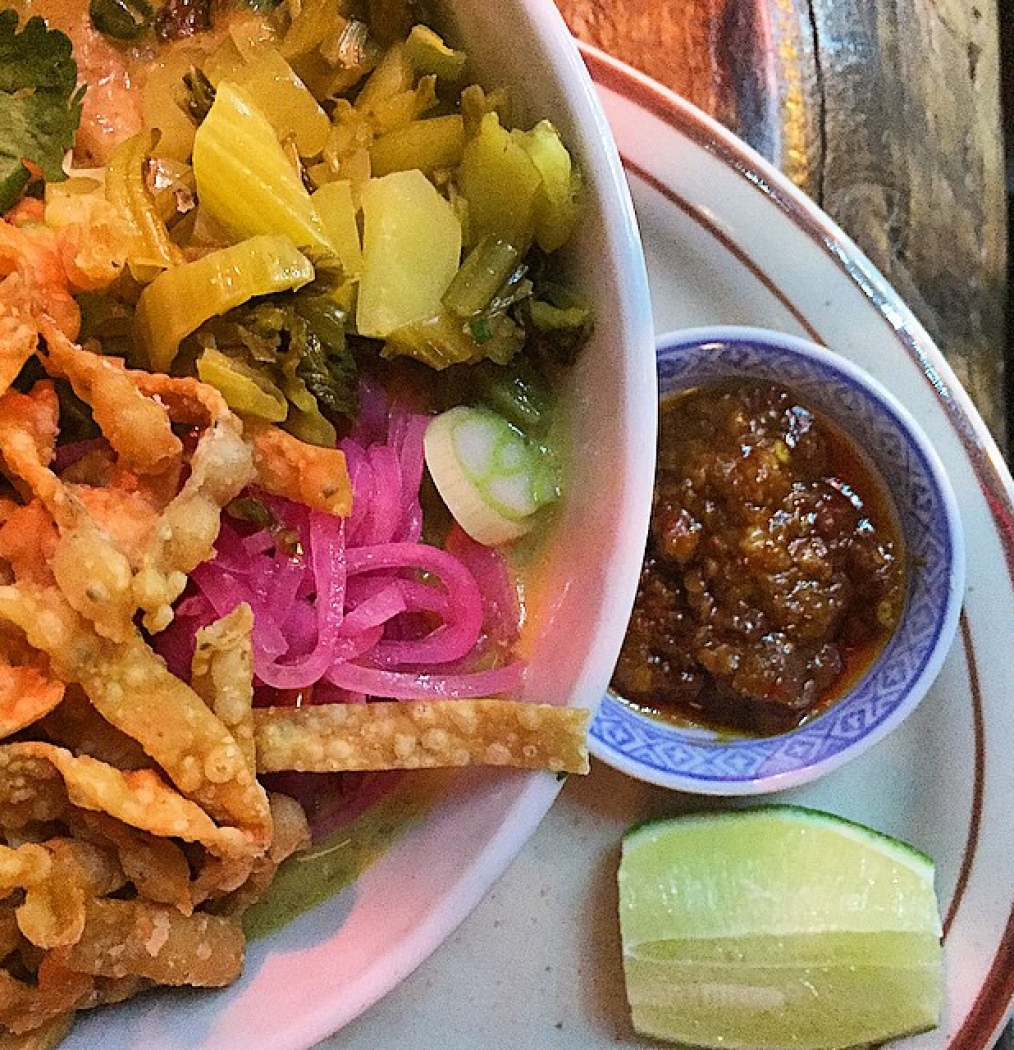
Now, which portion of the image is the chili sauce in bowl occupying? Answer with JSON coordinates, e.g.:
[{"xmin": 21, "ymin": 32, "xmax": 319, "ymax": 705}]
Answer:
[
  {"xmin": 591, "ymin": 327, "xmax": 965, "ymax": 795},
  {"xmin": 613, "ymin": 378, "xmax": 905, "ymax": 737}
]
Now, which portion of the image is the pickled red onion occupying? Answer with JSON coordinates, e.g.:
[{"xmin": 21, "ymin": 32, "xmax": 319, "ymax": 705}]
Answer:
[{"xmin": 158, "ymin": 394, "xmax": 524, "ymax": 703}]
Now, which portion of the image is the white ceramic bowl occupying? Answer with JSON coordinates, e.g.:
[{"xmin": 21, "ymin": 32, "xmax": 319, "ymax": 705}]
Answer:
[
  {"xmin": 66, "ymin": 4, "xmax": 655, "ymax": 1049},
  {"xmin": 590, "ymin": 326, "xmax": 965, "ymax": 796}
]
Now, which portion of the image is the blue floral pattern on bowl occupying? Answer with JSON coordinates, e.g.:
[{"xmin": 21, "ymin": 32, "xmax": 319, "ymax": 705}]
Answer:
[{"xmin": 590, "ymin": 327, "xmax": 965, "ymax": 794}]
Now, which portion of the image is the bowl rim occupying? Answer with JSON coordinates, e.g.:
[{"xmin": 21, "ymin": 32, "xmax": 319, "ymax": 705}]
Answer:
[{"xmin": 589, "ymin": 324, "xmax": 966, "ymax": 796}]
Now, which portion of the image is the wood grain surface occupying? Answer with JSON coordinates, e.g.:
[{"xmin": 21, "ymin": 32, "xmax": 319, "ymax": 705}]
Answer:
[{"xmin": 557, "ymin": 0, "xmax": 1008, "ymax": 449}]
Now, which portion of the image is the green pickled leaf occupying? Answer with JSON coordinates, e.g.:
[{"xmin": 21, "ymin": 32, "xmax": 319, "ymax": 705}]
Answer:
[
  {"xmin": 294, "ymin": 332, "xmax": 357, "ymax": 421},
  {"xmin": 133, "ymin": 234, "xmax": 314, "ymax": 371},
  {"xmin": 182, "ymin": 66, "xmax": 216, "ymax": 123},
  {"xmin": 89, "ymin": 0, "xmax": 154, "ymax": 41},
  {"xmin": 441, "ymin": 357, "xmax": 553, "ymax": 438},
  {"xmin": 198, "ymin": 287, "xmax": 360, "ymax": 432}
]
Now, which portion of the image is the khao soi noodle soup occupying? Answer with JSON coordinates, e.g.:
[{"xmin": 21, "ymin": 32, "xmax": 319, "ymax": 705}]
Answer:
[
  {"xmin": 7, "ymin": 0, "xmax": 589, "ymax": 814},
  {"xmin": 0, "ymin": 0, "xmax": 595, "ymax": 1041}
]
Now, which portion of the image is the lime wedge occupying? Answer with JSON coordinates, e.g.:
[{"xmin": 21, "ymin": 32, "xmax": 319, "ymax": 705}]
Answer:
[{"xmin": 618, "ymin": 806, "xmax": 943, "ymax": 1050}]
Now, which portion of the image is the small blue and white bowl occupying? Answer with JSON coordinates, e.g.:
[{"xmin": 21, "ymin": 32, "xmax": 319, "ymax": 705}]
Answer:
[{"xmin": 590, "ymin": 326, "xmax": 966, "ymax": 795}]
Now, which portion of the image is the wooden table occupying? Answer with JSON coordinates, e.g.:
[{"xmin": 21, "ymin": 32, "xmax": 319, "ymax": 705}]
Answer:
[{"xmin": 556, "ymin": 0, "xmax": 1008, "ymax": 451}]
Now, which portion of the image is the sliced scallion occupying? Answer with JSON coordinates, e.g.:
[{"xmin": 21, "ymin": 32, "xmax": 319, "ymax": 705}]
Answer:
[{"xmin": 424, "ymin": 405, "xmax": 559, "ymax": 546}]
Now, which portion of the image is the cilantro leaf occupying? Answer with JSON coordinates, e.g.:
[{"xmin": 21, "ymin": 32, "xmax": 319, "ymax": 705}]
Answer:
[{"xmin": 0, "ymin": 11, "xmax": 84, "ymax": 213}]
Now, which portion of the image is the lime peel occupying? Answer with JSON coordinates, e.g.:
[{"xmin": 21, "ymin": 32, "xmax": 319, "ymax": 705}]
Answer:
[{"xmin": 618, "ymin": 805, "xmax": 943, "ymax": 1050}]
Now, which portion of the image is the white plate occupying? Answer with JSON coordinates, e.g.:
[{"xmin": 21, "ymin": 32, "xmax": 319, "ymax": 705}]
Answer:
[
  {"xmin": 589, "ymin": 45, "xmax": 1014, "ymax": 1048},
  {"xmin": 329, "ymin": 46, "xmax": 1014, "ymax": 1050}
]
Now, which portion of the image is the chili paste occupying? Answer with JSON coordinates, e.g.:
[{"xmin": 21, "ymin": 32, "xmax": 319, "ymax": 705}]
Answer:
[{"xmin": 611, "ymin": 379, "xmax": 905, "ymax": 735}]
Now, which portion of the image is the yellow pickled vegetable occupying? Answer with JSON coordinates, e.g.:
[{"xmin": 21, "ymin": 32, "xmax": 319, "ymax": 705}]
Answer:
[
  {"xmin": 134, "ymin": 234, "xmax": 314, "ymax": 372},
  {"xmin": 204, "ymin": 41, "xmax": 331, "ymax": 157},
  {"xmin": 105, "ymin": 131, "xmax": 186, "ymax": 284},
  {"xmin": 311, "ymin": 181, "xmax": 362, "ymax": 278},
  {"xmin": 457, "ymin": 111, "xmax": 540, "ymax": 250},
  {"xmin": 356, "ymin": 169, "xmax": 462, "ymax": 338},
  {"xmin": 355, "ymin": 42, "xmax": 413, "ymax": 113},
  {"xmin": 384, "ymin": 310, "xmax": 523, "ymax": 369},
  {"xmin": 323, "ymin": 103, "xmax": 374, "ymax": 203},
  {"xmin": 192, "ymin": 82, "xmax": 336, "ymax": 259},
  {"xmin": 142, "ymin": 51, "xmax": 200, "ymax": 162},
  {"xmin": 227, "ymin": 14, "xmax": 277, "ymax": 55},
  {"xmin": 279, "ymin": 0, "xmax": 336, "ymax": 63},
  {"xmin": 370, "ymin": 114, "xmax": 465, "ymax": 176},
  {"xmin": 404, "ymin": 24, "xmax": 466, "ymax": 82},
  {"xmin": 368, "ymin": 74, "xmax": 438, "ymax": 135},
  {"xmin": 518, "ymin": 120, "xmax": 581, "ymax": 253},
  {"xmin": 197, "ymin": 347, "xmax": 288, "ymax": 421}
]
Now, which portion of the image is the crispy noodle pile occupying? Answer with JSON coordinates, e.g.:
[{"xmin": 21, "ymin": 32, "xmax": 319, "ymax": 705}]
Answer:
[
  {"xmin": 0, "ymin": 205, "xmax": 321, "ymax": 1045},
  {"xmin": 0, "ymin": 206, "xmax": 588, "ymax": 1046}
]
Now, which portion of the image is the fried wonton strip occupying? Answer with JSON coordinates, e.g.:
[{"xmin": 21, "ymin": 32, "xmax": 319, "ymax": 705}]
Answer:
[
  {"xmin": 46, "ymin": 186, "xmax": 132, "ymax": 294},
  {"xmin": 61, "ymin": 900, "xmax": 244, "ymax": 987},
  {"xmin": 50, "ymin": 525, "xmax": 137, "ymax": 644},
  {"xmin": 38, "ymin": 325, "xmax": 181, "ymax": 476},
  {"xmin": 0, "ymin": 587, "xmax": 270, "ymax": 846},
  {"xmin": 0, "ymin": 502, "xmax": 58, "ymax": 587},
  {"xmin": 0, "ymin": 743, "xmax": 252, "ymax": 860},
  {"xmin": 0, "ymin": 385, "xmax": 60, "ymax": 503},
  {"xmin": 0, "ymin": 220, "xmax": 80, "ymax": 341},
  {"xmin": 187, "ymin": 855, "xmax": 255, "ymax": 907},
  {"xmin": 194, "ymin": 791, "xmax": 309, "ymax": 912},
  {"xmin": 0, "ymin": 1014, "xmax": 75, "ymax": 1050},
  {"xmin": 0, "ymin": 910, "xmax": 20, "ymax": 960},
  {"xmin": 16, "ymin": 839, "xmax": 125, "ymax": 952},
  {"xmin": 0, "ymin": 967, "xmax": 87, "ymax": 1038},
  {"xmin": 250, "ymin": 425, "xmax": 353, "ymax": 516},
  {"xmin": 76, "ymin": 813, "xmax": 192, "ymax": 916},
  {"xmin": 74, "ymin": 974, "xmax": 146, "ymax": 1011},
  {"xmin": 50, "ymin": 840, "xmax": 125, "ymax": 900},
  {"xmin": 0, "ymin": 664, "xmax": 64, "ymax": 741},
  {"xmin": 69, "ymin": 485, "xmax": 161, "ymax": 568},
  {"xmin": 191, "ymin": 605, "xmax": 256, "ymax": 776},
  {"xmin": 130, "ymin": 382, "xmax": 255, "ymax": 633},
  {"xmin": 16, "ymin": 870, "xmax": 86, "ymax": 951},
  {"xmin": 254, "ymin": 700, "xmax": 591, "ymax": 774},
  {"xmin": 0, "ymin": 385, "xmax": 138, "ymax": 643},
  {"xmin": 130, "ymin": 371, "xmax": 227, "ymax": 426},
  {"xmin": 68, "ymin": 641, "xmax": 270, "ymax": 844},
  {"xmin": 0, "ymin": 845, "xmax": 50, "ymax": 897},
  {"xmin": 0, "ymin": 275, "xmax": 40, "ymax": 400},
  {"xmin": 0, "ymin": 753, "xmax": 66, "ymax": 831},
  {"xmin": 40, "ymin": 690, "xmax": 150, "ymax": 772}
]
